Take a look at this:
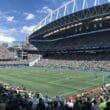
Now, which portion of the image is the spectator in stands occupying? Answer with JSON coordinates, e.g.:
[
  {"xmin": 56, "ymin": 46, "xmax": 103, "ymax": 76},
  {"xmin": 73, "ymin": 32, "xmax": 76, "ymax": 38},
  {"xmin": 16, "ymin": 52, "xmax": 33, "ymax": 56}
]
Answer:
[
  {"xmin": 36, "ymin": 98, "xmax": 45, "ymax": 110},
  {"xmin": 0, "ymin": 100, "xmax": 6, "ymax": 110},
  {"xmin": 26, "ymin": 101, "xmax": 33, "ymax": 110},
  {"xmin": 0, "ymin": 82, "xmax": 110, "ymax": 110},
  {"xmin": 64, "ymin": 104, "xmax": 73, "ymax": 110},
  {"xmin": 83, "ymin": 97, "xmax": 92, "ymax": 110},
  {"xmin": 32, "ymin": 95, "xmax": 39, "ymax": 110},
  {"xmin": 105, "ymin": 96, "xmax": 110, "ymax": 110},
  {"xmin": 99, "ymin": 97, "xmax": 107, "ymax": 110},
  {"xmin": 91, "ymin": 99, "xmax": 100, "ymax": 110},
  {"xmin": 73, "ymin": 98, "xmax": 81, "ymax": 110}
]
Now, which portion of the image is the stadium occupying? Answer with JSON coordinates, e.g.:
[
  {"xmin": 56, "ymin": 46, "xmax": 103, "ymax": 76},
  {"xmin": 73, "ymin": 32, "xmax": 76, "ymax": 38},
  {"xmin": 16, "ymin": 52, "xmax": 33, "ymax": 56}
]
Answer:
[{"xmin": 0, "ymin": 0, "xmax": 110, "ymax": 110}]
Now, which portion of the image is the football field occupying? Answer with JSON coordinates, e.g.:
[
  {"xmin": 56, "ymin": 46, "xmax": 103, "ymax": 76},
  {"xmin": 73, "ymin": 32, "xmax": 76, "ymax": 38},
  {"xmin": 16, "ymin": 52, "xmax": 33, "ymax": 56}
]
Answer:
[{"xmin": 0, "ymin": 68, "xmax": 105, "ymax": 97}]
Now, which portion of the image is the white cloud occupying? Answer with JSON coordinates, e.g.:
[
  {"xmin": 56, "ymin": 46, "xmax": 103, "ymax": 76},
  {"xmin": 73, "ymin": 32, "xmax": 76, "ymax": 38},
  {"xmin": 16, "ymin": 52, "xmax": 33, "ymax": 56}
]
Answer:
[
  {"xmin": 6, "ymin": 16, "xmax": 14, "ymax": 22},
  {"xmin": 25, "ymin": 13, "xmax": 35, "ymax": 20},
  {"xmin": 21, "ymin": 25, "xmax": 36, "ymax": 34},
  {"xmin": 43, "ymin": 6, "xmax": 53, "ymax": 13},
  {"xmin": 0, "ymin": 28, "xmax": 16, "ymax": 43},
  {"xmin": 0, "ymin": 28, "xmax": 17, "ymax": 35},
  {"xmin": 0, "ymin": 11, "xmax": 17, "ymax": 23},
  {"xmin": 36, "ymin": 6, "xmax": 53, "ymax": 14},
  {"xmin": 0, "ymin": 35, "xmax": 16, "ymax": 43}
]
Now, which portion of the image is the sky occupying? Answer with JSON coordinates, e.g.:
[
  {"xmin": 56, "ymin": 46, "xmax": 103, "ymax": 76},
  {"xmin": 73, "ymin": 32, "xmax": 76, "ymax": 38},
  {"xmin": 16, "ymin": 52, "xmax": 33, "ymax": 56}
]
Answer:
[{"xmin": 0, "ymin": 0, "xmax": 108, "ymax": 44}]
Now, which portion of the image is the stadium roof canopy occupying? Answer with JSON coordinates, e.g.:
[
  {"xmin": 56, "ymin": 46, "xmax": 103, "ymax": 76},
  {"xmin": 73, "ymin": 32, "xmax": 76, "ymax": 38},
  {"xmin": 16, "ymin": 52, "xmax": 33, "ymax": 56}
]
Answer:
[
  {"xmin": 29, "ymin": 0, "xmax": 110, "ymax": 36},
  {"xmin": 29, "ymin": 2, "xmax": 110, "ymax": 42}
]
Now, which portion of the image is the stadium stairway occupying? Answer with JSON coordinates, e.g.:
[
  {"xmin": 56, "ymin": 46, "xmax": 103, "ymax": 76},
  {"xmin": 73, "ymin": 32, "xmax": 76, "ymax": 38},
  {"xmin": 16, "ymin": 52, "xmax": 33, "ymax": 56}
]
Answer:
[{"xmin": 29, "ymin": 55, "xmax": 42, "ymax": 66}]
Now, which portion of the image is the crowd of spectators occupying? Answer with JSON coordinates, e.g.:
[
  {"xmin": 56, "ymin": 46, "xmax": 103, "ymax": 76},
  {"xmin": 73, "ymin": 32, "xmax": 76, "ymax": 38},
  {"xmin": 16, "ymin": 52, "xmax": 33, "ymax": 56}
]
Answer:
[
  {"xmin": 0, "ymin": 60, "xmax": 29, "ymax": 67},
  {"xmin": 0, "ymin": 83, "xmax": 110, "ymax": 110},
  {"xmin": 32, "ymin": 33, "xmax": 110, "ymax": 51},
  {"xmin": 0, "ymin": 46, "xmax": 15, "ymax": 60},
  {"xmin": 34, "ymin": 52, "xmax": 110, "ymax": 71},
  {"xmin": 0, "ymin": 43, "xmax": 110, "ymax": 71},
  {"xmin": 28, "ymin": 34, "xmax": 110, "ymax": 71}
]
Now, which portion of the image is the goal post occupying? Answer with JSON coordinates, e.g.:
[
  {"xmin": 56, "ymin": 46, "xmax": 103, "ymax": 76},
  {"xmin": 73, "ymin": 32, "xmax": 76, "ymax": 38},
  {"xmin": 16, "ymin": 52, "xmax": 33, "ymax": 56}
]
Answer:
[{"xmin": 103, "ymin": 74, "xmax": 110, "ymax": 86}]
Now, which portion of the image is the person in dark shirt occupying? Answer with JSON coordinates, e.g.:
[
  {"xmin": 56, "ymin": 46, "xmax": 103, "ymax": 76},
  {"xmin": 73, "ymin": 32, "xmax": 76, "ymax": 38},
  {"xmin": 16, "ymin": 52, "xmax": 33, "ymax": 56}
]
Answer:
[
  {"xmin": 26, "ymin": 101, "xmax": 33, "ymax": 110},
  {"xmin": 81, "ymin": 97, "xmax": 92, "ymax": 110},
  {"xmin": 36, "ymin": 98, "xmax": 45, "ymax": 110},
  {"xmin": 106, "ymin": 97, "xmax": 110, "ymax": 110}
]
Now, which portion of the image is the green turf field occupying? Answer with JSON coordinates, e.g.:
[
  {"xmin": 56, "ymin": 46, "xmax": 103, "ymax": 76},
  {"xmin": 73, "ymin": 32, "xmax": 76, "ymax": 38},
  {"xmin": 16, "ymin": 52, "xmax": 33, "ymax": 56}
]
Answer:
[{"xmin": 0, "ymin": 68, "xmax": 105, "ymax": 97}]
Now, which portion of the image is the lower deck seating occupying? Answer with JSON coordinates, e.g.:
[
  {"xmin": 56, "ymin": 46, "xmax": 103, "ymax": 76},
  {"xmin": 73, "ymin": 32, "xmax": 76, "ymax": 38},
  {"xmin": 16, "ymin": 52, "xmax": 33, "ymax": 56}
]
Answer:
[{"xmin": 34, "ymin": 52, "xmax": 110, "ymax": 71}]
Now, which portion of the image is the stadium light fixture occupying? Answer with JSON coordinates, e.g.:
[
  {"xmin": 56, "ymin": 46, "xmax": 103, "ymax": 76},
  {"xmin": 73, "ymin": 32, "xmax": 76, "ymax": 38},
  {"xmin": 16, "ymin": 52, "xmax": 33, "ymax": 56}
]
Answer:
[
  {"xmin": 99, "ymin": 23, "xmax": 102, "ymax": 27},
  {"xmin": 79, "ymin": 27, "xmax": 82, "ymax": 31},
  {"xmin": 94, "ymin": 24, "xmax": 97, "ymax": 28},
  {"xmin": 75, "ymin": 29, "xmax": 77, "ymax": 32},
  {"xmin": 105, "ymin": 16, "xmax": 110, "ymax": 19},
  {"xmin": 92, "ymin": 18, "xmax": 102, "ymax": 22},
  {"xmin": 86, "ymin": 26, "xmax": 89, "ymax": 30}
]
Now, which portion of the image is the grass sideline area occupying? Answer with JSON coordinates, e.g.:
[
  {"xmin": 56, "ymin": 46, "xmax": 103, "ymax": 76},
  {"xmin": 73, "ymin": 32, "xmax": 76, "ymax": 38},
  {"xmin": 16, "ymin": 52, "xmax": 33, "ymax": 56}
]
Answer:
[{"xmin": 0, "ymin": 68, "xmax": 105, "ymax": 97}]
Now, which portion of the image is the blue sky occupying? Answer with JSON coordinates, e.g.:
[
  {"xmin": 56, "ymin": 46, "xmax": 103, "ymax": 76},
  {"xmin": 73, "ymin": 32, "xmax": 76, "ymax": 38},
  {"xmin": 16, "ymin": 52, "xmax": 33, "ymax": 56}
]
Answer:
[{"xmin": 0, "ymin": 0, "xmax": 108, "ymax": 43}]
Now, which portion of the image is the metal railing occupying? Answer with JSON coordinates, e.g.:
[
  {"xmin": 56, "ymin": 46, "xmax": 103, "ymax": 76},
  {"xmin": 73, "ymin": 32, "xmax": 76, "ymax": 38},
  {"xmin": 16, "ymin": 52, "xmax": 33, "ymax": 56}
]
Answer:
[{"xmin": 29, "ymin": 0, "xmax": 110, "ymax": 35}]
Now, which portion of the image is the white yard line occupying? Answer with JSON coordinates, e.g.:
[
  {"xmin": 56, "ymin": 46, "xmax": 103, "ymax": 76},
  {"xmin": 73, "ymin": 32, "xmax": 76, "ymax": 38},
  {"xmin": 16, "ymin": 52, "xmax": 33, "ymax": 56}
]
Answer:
[
  {"xmin": 48, "ymin": 82, "xmax": 77, "ymax": 89},
  {"xmin": 48, "ymin": 77, "xmax": 102, "ymax": 96}
]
